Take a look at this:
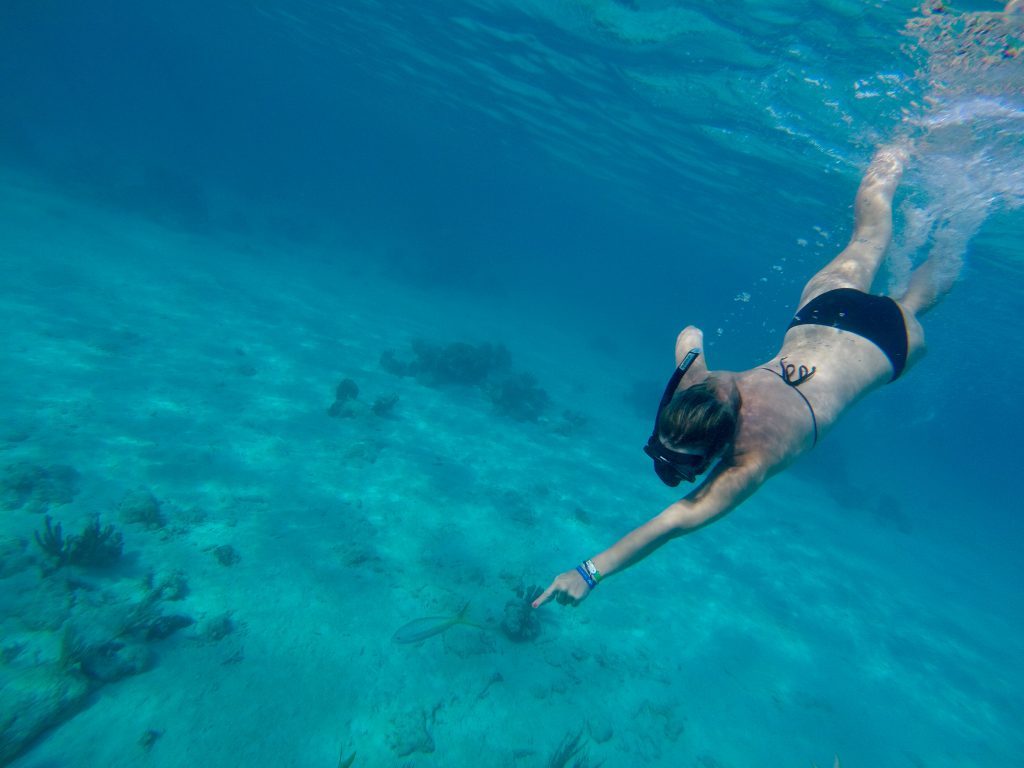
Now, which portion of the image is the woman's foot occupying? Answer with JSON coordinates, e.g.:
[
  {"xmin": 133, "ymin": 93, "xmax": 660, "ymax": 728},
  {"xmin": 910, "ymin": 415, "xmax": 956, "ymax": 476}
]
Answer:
[{"xmin": 866, "ymin": 143, "xmax": 910, "ymax": 190}]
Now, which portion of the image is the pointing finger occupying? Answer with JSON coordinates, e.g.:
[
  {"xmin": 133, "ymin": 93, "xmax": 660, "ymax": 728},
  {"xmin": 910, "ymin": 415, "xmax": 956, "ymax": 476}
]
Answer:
[{"xmin": 532, "ymin": 582, "xmax": 556, "ymax": 609}]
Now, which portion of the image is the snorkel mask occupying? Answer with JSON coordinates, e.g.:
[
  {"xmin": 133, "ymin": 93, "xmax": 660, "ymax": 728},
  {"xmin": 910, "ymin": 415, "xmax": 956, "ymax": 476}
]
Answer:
[{"xmin": 642, "ymin": 348, "xmax": 711, "ymax": 487}]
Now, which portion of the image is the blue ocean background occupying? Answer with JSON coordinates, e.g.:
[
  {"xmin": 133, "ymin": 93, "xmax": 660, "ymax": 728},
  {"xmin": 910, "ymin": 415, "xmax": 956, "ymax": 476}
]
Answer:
[{"xmin": 1, "ymin": 1, "xmax": 1022, "ymax": 766}]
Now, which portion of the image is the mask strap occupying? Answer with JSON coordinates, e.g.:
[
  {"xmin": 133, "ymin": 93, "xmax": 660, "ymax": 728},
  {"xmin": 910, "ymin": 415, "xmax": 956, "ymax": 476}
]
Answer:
[{"xmin": 652, "ymin": 348, "xmax": 701, "ymax": 425}]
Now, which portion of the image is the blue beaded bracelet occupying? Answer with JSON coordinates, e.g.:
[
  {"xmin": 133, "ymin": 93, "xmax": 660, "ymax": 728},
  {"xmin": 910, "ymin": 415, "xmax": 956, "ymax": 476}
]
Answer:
[{"xmin": 575, "ymin": 564, "xmax": 596, "ymax": 589}]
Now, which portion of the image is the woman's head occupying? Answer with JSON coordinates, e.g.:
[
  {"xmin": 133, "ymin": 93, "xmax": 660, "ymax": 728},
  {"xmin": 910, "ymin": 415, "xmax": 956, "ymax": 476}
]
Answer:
[{"xmin": 656, "ymin": 377, "xmax": 739, "ymax": 459}]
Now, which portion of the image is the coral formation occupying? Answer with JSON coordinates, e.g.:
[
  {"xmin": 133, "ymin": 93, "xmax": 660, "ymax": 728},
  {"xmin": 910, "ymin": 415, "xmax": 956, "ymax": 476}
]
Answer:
[
  {"xmin": 76, "ymin": 640, "xmax": 152, "ymax": 682},
  {"xmin": 118, "ymin": 488, "xmax": 167, "ymax": 529},
  {"xmin": 371, "ymin": 393, "xmax": 400, "ymax": 417},
  {"xmin": 0, "ymin": 537, "xmax": 32, "ymax": 578},
  {"xmin": 34, "ymin": 515, "xmax": 124, "ymax": 570},
  {"xmin": 378, "ymin": 349, "xmax": 412, "ymax": 377},
  {"xmin": 588, "ymin": 718, "xmax": 613, "ymax": 745},
  {"xmin": 213, "ymin": 544, "xmax": 241, "ymax": 566},
  {"xmin": 139, "ymin": 729, "xmax": 163, "ymax": 751},
  {"xmin": 572, "ymin": 506, "xmax": 592, "ymax": 525},
  {"xmin": 145, "ymin": 569, "xmax": 189, "ymax": 602},
  {"xmin": 486, "ymin": 372, "xmax": 551, "ymax": 421},
  {"xmin": 143, "ymin": 614, "xmax": 195, "ymax": 641},
  {"xmin": 495, "ymin": 488, "xmax": 537, "ymax": 526},
  {"xmin": 0, "ymin": 664, "xmax": 91, "ymax": 765},
  {"xmin": 0, "ymin": 462, "xmax": 79, "ymax": 513},
  {"xmin": 380, "ymin": 339, "xmax": 510, "ymax": 387},
  {"xmin": 500, "ymin": 584, "xmax": 543, "ymax": 642},
  {"xmin": 202, "ymin": 612, "xmax": 235, "ymax": 641},
  {"xmin": 387, "ymin": 708, "xmax": 435, "ymax": 757},
  {"xmin": 0, "ymin": 420, "xmax": 32, "ymax": 445},
  {"xmin": 328, "ymin": 377, "xmax": 360, "ymax": 418},
  {"xmin": 413, "ymin": 339, "xmax": 510, "ymax": 386},
  {"xmin": 343, "ymin": 439, "xmax": 385, "ymax": 464},
  {"xmin": 870, "ymin": 493, "xmax": 913, "ymax": 533},
  {"xmin": 335, "ymin": 378, "xmax": 359, "ymax": 401},
  {"xmin": 553, "ymin": 409, "xmax": 588, "ymax": 436},
  {"xmin": 380, "ymin": 338, "xmax": 553, "ymax": 421},
  {"xmin": 1, "ymin": 503, "xmax": 205, "ymax": 764}
]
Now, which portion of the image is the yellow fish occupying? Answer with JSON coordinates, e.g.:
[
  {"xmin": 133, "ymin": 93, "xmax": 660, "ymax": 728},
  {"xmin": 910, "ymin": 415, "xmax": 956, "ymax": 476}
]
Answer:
[{"xmin": 391, "ymin": 602, "xmax": 486, "ymax": 643}]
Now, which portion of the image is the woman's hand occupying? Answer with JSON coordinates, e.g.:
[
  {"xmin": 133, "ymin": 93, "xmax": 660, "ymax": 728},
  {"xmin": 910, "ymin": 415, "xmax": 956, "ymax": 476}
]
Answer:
[{"xmin": 532, "ymin": 568, "xmax": 592, "ymax": 608}]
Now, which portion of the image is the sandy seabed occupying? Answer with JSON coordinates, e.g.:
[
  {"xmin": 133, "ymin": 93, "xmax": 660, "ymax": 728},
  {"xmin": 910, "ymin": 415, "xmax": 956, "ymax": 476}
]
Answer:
[{"xmin": 0, "ymin": 174, "xmax": 1019, "ymax": 768}]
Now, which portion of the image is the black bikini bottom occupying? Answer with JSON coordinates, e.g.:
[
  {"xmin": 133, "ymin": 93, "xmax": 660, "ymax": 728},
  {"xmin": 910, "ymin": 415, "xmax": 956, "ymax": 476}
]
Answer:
[{"xmin": 788, "ymin": 288, "xmax": 908, "ymax": 381}]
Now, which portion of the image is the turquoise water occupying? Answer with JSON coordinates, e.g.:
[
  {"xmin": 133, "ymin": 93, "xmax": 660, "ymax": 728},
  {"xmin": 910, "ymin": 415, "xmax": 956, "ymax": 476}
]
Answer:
[{"xmin": 1, "ymin": 1, "xmax": 1022, "ymax": 766}]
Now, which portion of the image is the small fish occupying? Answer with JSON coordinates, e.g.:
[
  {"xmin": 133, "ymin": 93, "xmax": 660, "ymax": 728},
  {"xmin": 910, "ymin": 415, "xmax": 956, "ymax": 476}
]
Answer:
[{"xmin": 391, "ymin": 602, "xmax": 486, "ymax": 644}]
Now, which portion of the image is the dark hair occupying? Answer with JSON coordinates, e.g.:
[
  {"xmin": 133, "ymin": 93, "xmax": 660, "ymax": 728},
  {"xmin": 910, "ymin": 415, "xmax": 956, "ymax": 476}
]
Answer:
[{"xmin": 656, "ymin": 378, "xmax": 738, "ymax": 455}]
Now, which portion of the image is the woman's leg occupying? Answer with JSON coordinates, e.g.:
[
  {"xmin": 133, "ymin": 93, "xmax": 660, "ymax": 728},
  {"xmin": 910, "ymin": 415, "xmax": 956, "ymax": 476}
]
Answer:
[
  {"xmin": 895, "ymin": 252, "xmax": 958, "ymax": 317},
  {"xmin": 796, "ymin": 145, "xmax": 908, "ymax": 307}
]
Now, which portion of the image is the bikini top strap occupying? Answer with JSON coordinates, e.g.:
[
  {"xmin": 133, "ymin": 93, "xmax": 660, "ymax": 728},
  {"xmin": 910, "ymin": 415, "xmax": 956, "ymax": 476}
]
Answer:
[{"xmin": 760, "ymin": 365, "xmax": 819, "ymax": 447}]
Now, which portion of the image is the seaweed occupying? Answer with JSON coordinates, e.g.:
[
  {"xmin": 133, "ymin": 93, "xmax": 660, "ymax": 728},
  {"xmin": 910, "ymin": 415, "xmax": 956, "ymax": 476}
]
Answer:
[
  {"xmin": 547, "ymin": 729, "xmax": 599, "ymax": 768},
  {"xmin": 35, "ymin": 515, "xmax": 124, "ymax": 570},
  {"xmin": 67, "ymin": 516, "xmax": 124, "ymax": 567},
  {"xmin": 34, "ymin": 515, "xmax": 66, "ymax": 562}
]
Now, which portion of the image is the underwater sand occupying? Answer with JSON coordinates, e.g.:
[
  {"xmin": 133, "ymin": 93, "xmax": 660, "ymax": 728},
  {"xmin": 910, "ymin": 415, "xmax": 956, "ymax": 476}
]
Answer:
[{"xmin": 1, "ymin": 174, "xmax": 1021, "ymax": 767}]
